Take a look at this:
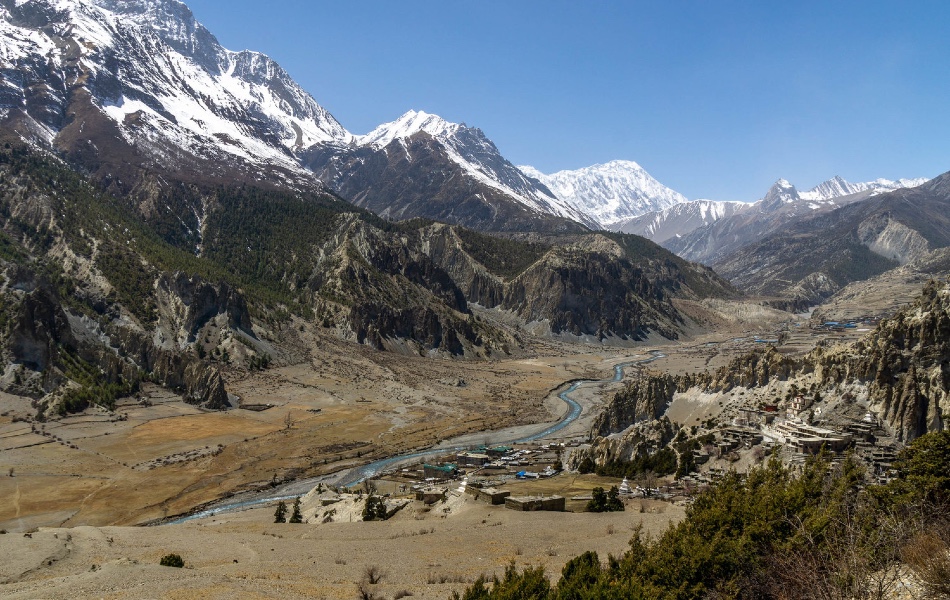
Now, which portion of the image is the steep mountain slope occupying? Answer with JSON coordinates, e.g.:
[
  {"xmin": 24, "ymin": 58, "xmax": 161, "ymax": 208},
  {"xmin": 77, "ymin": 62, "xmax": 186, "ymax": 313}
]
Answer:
[
  {"xmin": 613, "ymin": 199, "xmax": 746, "ymax": 243},
  {"xmin": 518, "ymin": 160, "xmax": 687, "ymax": 229},
  {"xmin": 0, "ymin": 0, "xmax": 601, "ymax": 244},
  {"xmin": 0, "ymin": 144, "xmax": 739, "ymax": 421},
  {"xmin": 815, "ymin": 247, "xmax": 950, "ymax": 323},
  {"xmin": 421, "ymin": 226, "xmax": 735, "ymax": 341},
  {"xmin": 714, "ymin": 171, "xmax": 950, "ymax": 308},
  {"xmin": 302, "ymin": 111, "xmax": 593, "ymax": 232},
  {"xmin": 0, "ymin": 0, "xmax": 690, "ymax": 236},
  {"xmin": 0, "ymin": 0, "xmax": 349, "ymax": 191},
  {"xmin": 665, "ymin": 176, "xmax": 927, "ymax": 263}
]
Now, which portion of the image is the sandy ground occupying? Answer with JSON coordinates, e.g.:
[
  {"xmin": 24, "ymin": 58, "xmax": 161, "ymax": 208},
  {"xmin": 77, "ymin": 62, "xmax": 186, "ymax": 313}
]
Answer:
[
  {"xmin": 0, "ymin": 313, "xmax": 799, "ymax": 534},
  {"xmin": 0, "ymin": 481, "xmax": 684, "ymax": 600},
  {"xmin": 0, "ymin": 303, "xmax": 821, "ymax": 599},
  {"xmin": 0, "ymin": 329, "xmax": 630, "ymax": 531}
]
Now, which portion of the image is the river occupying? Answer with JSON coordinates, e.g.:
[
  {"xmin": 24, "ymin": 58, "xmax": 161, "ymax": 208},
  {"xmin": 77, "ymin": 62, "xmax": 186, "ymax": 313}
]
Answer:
[{"xmin": 164, "ymin": 351, "xmax": 664, "ymax": 524}]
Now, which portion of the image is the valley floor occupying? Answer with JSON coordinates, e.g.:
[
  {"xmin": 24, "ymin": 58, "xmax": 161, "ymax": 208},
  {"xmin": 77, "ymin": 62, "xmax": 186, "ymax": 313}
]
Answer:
[
  {"xmin": 0, "ymin": 308, "xmax": 808, "ymax": 533},
  {"xmin": 0, "ymin": 485, "xmax": 683, "ymax": 600},
  {"xmin": 0, "ymin": 305, "xmax": 825, "ymax": 598}
]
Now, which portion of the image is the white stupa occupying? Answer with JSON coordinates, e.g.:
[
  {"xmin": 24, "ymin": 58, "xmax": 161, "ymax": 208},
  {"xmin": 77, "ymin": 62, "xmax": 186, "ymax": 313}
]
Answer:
[{"xmin": 619, "ymin": 477, "xmax": 633, "ymax": 495}]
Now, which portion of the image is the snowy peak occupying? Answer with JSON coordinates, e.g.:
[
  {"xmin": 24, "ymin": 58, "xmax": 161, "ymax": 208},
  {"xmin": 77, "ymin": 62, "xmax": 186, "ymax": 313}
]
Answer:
[
  {"xmin": 800, "ymin": 176, "xmax": 928, "ymax": 202},
  {"xmin": 0, "ymin": 0, "xmax": 352, "ymax": 183},
  {"xmin": 346, "ymin": 110, "xmax": 597, "ymax": 226},
  {"xmin": 613, "ymin": 199, "xmax": 747, "ymax": 243},
  {"xmin": 801, "ymin": 175, "xmax": 858, "ymax": 201},
  {"xmin": 357, "ymin": 110, "xmax": 459, "ymax": 148},
  {"xmin": 758, "ymin": 175, "xmax": 929, "ymax": 212},
  {"xmin": 759, "ymin": 179, "xmax": 800, "ymax": 211},
  {"xmin": 96, "ymin": 0, "xmax": 223, "ymax": 69},
  {"xmin": 521, "ymin": 160, "xmax": 688, "ymax": 229}
]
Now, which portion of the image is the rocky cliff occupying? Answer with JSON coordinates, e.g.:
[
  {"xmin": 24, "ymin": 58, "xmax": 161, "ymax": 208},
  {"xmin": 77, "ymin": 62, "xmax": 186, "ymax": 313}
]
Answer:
[
  {"xmin": 579, "ymin": 280, "xmax": 950, "ymax": 473},
  {"xmin": 590, "ymin": 374, "xmax": 680, "ymax": 437},
  {"xmin": 0, "ymin": 271, "xmax": 230, "ymax": 412},
  {"xmin": 812, "ymin": 279, "xmax": 949, "ymax": 440},
  {"xmin": 568, "ymin": 418, "xmax": 678, "ymax": 471}
]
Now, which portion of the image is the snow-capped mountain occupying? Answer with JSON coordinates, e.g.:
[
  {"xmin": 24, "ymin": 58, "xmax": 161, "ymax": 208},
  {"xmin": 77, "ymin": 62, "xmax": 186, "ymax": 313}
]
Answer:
[
  {"xmin": 353, "ymin": 111, "xmax": 595, "ymax": 227},
  {"xmin": 760, "ymin": 176, "xmax": 929, "ymax": 212},
  {"xmin": 665, "ymin": 175, "xmax": 928, "ymax": 264},
  {"xmin": 519, "ymin": 160, "xmax": 687, "ymax": 229},
  {"xmin": 302, "ymin": 110, "xmax": 594, "ymax": 232},
  {"xmin": 800, "ymin": 176, "xmax": 929, "ymax": 203},
  {"xmin": 614, "ymin": 200, "xmax": 747, "ymax": 243},
  {"xmin": 0, "ymin": 0, "xmax": 350, "ymax": 189}
]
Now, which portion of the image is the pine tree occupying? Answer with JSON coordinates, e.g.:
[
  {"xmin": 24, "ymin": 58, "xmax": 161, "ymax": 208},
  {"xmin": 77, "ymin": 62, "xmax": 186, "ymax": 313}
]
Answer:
[
  {"xmin": 289, "ymin": 497, "xmax": 303, "ymax": 523},
  {"xmin": 273, "ymin": 500, "xmax": 287, "ymax": 523}
]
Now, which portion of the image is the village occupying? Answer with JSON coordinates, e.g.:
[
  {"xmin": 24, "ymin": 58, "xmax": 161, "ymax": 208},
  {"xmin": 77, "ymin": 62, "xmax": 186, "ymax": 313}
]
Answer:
[{"xmin": 290, "ymin": 384, "xmax": 904, "ymax": 527}]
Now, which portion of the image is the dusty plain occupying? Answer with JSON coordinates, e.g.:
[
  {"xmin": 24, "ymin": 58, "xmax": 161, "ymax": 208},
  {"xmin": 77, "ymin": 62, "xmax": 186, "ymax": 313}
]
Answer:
[
  {"xmin": 0, "ymin": 484, "xmax": 683, "ymax": 600},
  {"xmin": 0, "ymin": 304, "xmax": 809, "ymax": 597}
]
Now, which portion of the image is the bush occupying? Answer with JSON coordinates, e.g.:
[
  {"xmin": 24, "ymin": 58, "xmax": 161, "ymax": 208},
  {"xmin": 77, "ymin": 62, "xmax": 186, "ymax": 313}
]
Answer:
[
  {"xmin": 159, "ymin": 553, "xmax": 184, "ymax": 568},
  {"xmin": 362, "ymin": 495, "xmax": 388, "ymax": 521}
]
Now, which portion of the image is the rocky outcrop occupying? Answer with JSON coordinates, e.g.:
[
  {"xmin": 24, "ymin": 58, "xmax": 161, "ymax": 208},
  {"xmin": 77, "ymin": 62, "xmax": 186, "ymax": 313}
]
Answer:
[
  {"xmin": 8, "ymin": 287, "xmax": 75, "ymax": 373},
  {"xmin": 812, "ymin": 279, "xmax": 950, "ymax": 440},
  {"xmin": 702, "ymin": 345, "xmax": 798, "ymax": 392},
  {"xmin": 581, "ymin": 281, "xmax": 950, "ymax": 464},
  {"xmin": 155, "ymin": 273, "xmax": 252, "ymax": 345},
  {"xmin": 0, "ymin": 274, "xmax": 230, "ymax": 410},
  {"xmin": 569, "ymin": 418, "xmax": 678, "ymax": 470},
  {"xmin": 591, "ymin": 374, "xmax": 680, "ymax": 437},
  {"xmin": 857, "ymin": 214, "xmax": 931, "ymax": 265},
  {"xmin": 105, "ymin": 321, "xmax": 229, "ymax": 409}
]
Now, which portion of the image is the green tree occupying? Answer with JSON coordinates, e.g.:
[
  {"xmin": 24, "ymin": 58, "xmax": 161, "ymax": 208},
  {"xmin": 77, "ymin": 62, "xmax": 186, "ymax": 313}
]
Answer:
[
  {"xmin": 362, "ymin": 494, "xmax": 387, "ymax": 521},
  {"xmin": 452, "ymin": 563, "xmax": 550, "ymax": 600},
  {"xmin": 577, "ymin": 456, "xmax": 596, "ymax": 474},
  {"xmin": 273, "ymin": 500, "xmax": 287, "ymax": 523},
  {"xmin": 880, "ymin": 430, "xmax": 950, "ymax": 507},
  {"xmin": 289, "ymin": 497, "xmax": 303, "ymax": 523},
  {"xmin": 587, "ymin": 486, "xmax": 624, "ymax": 513}
]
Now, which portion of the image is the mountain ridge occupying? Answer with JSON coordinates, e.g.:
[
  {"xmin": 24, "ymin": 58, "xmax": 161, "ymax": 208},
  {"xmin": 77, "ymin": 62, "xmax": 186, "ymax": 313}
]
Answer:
[
  {"xmin": 519, "ymin": 160, "xmax": 688, "ymax": 230},
  {"xmin": 712, "ymin": 171, "xmax": 950, "ymax": 308},
  {"xmin": 664, "ymin": 175, "xmax": 928, "ymax": 264}
]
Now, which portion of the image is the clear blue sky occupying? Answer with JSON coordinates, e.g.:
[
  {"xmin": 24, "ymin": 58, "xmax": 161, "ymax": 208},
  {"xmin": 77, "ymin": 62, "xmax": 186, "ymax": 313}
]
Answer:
[{"xmin": 184, "ymin": 0, "xmax": 949, "ymax": 201}]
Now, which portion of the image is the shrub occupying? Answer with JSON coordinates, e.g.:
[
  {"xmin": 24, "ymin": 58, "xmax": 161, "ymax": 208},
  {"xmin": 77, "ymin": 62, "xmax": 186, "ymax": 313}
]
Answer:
[{"xmin": 159, "ymin": 553, "xmax": 184, "ymax": 568}]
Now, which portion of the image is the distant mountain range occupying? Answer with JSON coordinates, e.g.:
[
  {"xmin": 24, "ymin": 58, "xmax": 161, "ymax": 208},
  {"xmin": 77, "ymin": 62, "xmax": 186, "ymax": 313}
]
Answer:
[
  {"xmin": 713, "ymin": 173, "xmax": 950, "ymax": 309},
  {"xmin": 519, "ymin": 161, "xmax": 687, "ymax": 229},
  {"xmin": 0, "ymin": 0, "xmax": 687, "ymax": 233},
  {"xmin": 1, "ymin": 0, "xmax": 944, "ymax": 319},
  {"xmin": 621, "ymin": 176, "xmax": 928, "ymax": 247}
]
